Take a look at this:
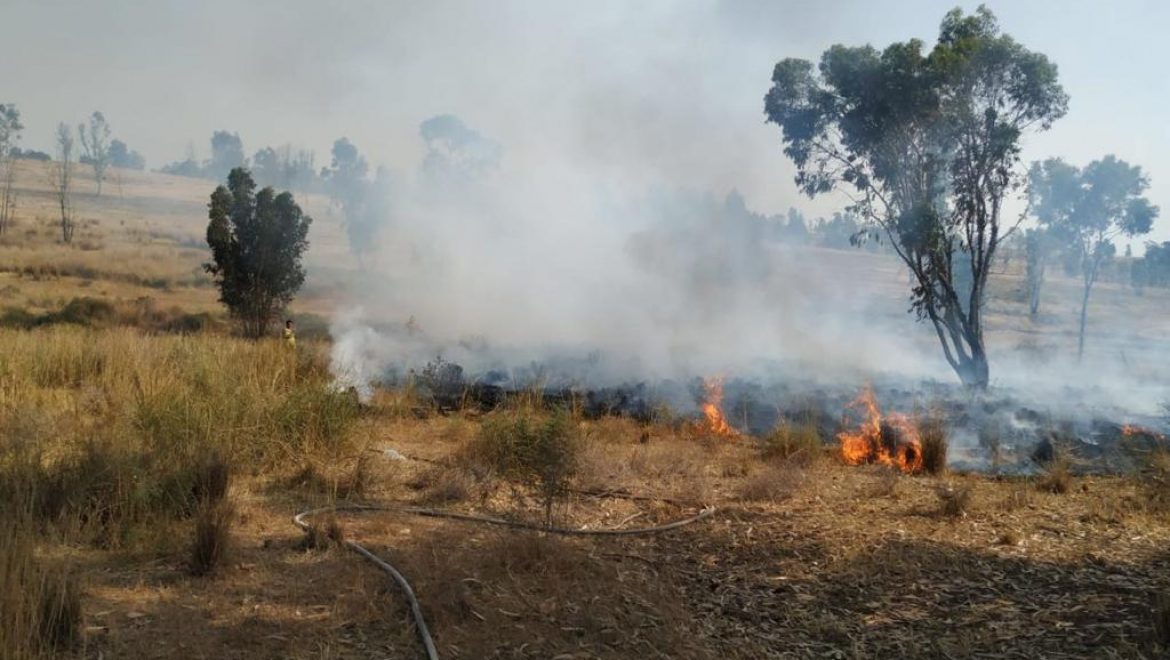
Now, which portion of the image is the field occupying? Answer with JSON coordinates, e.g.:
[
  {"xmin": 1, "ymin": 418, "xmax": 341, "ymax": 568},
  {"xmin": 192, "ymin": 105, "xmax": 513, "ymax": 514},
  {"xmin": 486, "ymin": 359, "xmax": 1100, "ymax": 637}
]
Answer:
[{"xmin": 2, "ymin": 162, "xmax": 1170, "ymax": 659}]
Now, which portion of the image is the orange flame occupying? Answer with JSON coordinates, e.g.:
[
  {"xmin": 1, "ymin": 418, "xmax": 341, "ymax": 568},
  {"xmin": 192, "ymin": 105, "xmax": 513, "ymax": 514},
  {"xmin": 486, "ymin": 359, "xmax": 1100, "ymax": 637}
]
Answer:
[
  {"xmin": 698, "ymin": 377, "xmax": 738, "ymax": 438},
  {"xmin": 837, "ymin": 386, "xmax": 923, "ymax": 474}
]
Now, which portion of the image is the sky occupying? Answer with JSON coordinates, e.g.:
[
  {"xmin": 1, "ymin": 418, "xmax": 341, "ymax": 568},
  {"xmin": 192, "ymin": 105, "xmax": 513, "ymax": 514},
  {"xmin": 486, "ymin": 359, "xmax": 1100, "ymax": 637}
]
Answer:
[{"xmin": 3, "ymin": 0, "xmax": 1168, "ymax": 244}]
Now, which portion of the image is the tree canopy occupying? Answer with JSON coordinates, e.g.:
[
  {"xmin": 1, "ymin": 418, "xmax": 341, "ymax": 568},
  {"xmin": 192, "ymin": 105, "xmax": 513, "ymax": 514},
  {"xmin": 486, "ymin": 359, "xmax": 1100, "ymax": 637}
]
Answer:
[
  {"xmin": 764, "ymin": 5, "xmax": 1068, "ymax": 387},
  {"xmin": 205, "ymin": 168, "xmax": 312, "ymax": 338},
  {"xmin": 1027, "ymin": 155, "xmax": 1157, "ymax": 357}
]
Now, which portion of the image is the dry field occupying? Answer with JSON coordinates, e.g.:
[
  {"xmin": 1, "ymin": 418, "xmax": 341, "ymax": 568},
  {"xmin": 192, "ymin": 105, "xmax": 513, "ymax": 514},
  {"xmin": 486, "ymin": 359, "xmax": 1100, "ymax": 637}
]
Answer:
[{"xmin": 2, "ymin": 165, "xmax": 1170, "ymax": 659}]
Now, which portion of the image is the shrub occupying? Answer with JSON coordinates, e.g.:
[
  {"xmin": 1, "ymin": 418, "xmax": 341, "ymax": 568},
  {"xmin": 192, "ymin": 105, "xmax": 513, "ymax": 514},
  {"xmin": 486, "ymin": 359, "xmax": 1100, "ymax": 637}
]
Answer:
[
  {"xmin": 467, "ymin": 412, "xmax": 579, "ymax": 525},
  {"xmin": 935, "ymin": 481, "xmax": 973, "ymax": 518},
  {"xmin": 761, "ymin": 423, "xmax": 822, "ymax": 464},
  {"xmin": 918, "ymin": 417, "xmax": 948, "ymax": 475}
]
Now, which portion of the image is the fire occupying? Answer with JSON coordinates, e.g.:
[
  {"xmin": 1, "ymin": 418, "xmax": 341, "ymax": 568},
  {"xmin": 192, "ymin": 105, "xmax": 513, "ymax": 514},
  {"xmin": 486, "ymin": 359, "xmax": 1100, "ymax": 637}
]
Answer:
[
  {"xmin": 1122, "ymin": 424, "xmax": 1167, "ymax": 442},
  {"xmin": 836, "ymin": 386, "xmax": 923, "ymax": 474},
  {"xmin": 698, "ymin": 377, "xmax": 738, "ymax": 438}
]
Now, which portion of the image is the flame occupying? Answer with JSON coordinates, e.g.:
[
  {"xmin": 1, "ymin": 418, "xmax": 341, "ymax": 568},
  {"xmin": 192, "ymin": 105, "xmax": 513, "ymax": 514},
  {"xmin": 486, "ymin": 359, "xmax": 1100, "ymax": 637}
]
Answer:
[
  {"xmin": 698, "ymin": 377, "xmax": 738, "ymax": 438},
  {"xmin": 836, "ymin": 386, "xmax": 923, "ymax": 474},
  {"xmin": 1122, "ymin": 424, "xmax": 1167, "ymax": 441}
]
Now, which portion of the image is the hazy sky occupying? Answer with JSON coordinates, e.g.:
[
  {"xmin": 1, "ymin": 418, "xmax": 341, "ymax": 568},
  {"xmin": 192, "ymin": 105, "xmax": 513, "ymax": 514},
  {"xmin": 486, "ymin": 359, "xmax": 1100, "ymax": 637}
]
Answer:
[{"xmin": 4, "ymin": 0, "xmax": 1168, "ymax": 242}]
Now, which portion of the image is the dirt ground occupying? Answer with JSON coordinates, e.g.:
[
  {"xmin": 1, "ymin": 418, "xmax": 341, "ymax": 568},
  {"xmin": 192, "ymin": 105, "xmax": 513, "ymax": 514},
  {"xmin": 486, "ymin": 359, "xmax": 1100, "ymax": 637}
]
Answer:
[{"xmin": 67, "ymin": 414, "xmax": 1170, "ymax": 660}]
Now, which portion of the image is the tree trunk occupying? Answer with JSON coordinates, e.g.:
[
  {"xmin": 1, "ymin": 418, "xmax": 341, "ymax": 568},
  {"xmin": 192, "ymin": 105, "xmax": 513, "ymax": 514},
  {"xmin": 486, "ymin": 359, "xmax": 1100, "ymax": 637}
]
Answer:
[
  {"xmin": 1077, "ymin": 278, "xmax": 1092, "ymax": 361},
  {"xmin": 928, "ymin": 314, "xmax": 990, "ymax": 390},
  {"xmin": 1028, "ymin": 260, "xmax": 1045, "ymax": 317}
]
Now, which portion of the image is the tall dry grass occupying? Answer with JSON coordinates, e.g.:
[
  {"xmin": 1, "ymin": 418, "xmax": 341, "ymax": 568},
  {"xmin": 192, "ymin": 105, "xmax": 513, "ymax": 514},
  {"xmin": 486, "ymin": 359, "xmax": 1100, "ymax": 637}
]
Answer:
[{"xmin": 0, "ymin": 326, "xmax": 361, "ymax": 548}]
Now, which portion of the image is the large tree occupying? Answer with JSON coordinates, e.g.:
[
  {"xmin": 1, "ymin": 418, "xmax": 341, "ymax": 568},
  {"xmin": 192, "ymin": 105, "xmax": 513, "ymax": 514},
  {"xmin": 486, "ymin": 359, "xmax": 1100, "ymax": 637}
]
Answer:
[
  {"xmin": 1029, "ymin": 156, "xmax": 1158, "ymax": 359},
  {"xmin": 764, "ymin": 6, "xmax": 1067, "ymax": 388},
  {"xmin": 78, "ymin": 111, "xmax": 112, "ymax": 195},
  {"xmin": 205, "ymin": 168, "xmax": 312, "ymax": 338}
]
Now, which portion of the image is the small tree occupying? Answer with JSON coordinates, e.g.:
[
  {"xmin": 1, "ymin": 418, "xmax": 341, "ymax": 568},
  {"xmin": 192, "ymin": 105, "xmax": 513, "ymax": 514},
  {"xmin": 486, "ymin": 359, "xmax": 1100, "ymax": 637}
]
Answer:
[
  {"xmin": 0, "ymin": 104, "xmax": 22, "ymax": 236},
  {"xmin": 78, "ymin": 111, "xmax": 111, "ymax": 195},
  {"xmin": 1031, "ymin": 156, "xmax": 1158, "ymax": 359},
  {"xmin": 763, "ymin": 6, "xmax": 1067, "ymax": 388},
  {"xmin": 48, "ymin": 123, "xmax": 76, "ymax": 243},
  {"xmin": 205, "ymin": 168, "xmax": 312, "ymax": 338}
]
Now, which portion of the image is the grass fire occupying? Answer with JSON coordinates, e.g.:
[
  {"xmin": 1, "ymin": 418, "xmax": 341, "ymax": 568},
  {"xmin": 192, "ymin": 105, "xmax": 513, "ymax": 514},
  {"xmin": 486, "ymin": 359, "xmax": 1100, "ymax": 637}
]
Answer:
[
  {"xmin": 836, "ymin": 387, "xmax": 924, "ymax": 474},
  {"xmin": 2, "ymin": 3, "xmax": 1170, "ymax": 659}
]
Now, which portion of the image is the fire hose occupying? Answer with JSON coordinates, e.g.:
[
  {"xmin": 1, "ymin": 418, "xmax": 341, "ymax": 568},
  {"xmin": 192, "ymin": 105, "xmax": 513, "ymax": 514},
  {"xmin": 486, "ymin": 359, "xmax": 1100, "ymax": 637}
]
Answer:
[{"xmin": 293, "ymin": 501, "xmax": 716, "ymax": 660}]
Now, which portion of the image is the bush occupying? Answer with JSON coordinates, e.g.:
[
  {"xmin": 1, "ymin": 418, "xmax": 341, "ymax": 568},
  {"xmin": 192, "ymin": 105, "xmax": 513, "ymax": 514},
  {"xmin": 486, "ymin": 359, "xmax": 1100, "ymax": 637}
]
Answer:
[
  {"xmin": 919, "ymin": 417, "xmax": 948, "ymax": 475},
  {"xmin": 1136, "ymin": 449, "xmax": 1170, "ymax": 514},
  {"xmin": 761, "ymin": 423, "xmax": 822, "ymax": 464},
  {"xmin": 467, "ymin": 412, "xmax": 579, "ymax": 525}
]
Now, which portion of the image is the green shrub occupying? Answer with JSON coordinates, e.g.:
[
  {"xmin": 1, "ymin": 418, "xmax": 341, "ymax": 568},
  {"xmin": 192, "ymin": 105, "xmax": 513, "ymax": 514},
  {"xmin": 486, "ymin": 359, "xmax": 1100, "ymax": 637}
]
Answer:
[
  {"xmin": 761, "ymin": 423, "xmax": 822, "ymax": 464},
  {"xmin": 467, "ymin": 412, "xmax": 579, "ymax": 525}
]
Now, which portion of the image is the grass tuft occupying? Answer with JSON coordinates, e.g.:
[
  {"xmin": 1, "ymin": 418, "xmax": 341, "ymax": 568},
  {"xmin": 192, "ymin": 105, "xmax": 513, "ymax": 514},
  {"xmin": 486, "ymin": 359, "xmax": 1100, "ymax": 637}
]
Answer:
[
  {"xmin": 1037, "ymin": 457, "xmax": 1072, "ymax": 494},
  {"xmin": 737, "ymin": 465, "xmax": 804, "ymax": 502},
  {"xmin": 919, "ymin": 417, "xmax": 948, "ymax": 475},
  {"xmin": 190, "ymin": 500, "xmax": 234, "ymax": 576},
  {"xmin": 936, "ymin": 481, "xmax": 973, "ymax": 518}
]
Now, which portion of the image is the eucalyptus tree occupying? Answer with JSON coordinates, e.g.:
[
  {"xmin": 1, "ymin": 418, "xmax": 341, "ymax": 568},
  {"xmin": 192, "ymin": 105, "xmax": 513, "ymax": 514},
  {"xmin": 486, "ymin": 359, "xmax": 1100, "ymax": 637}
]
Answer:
[{"xmin": 764, "ymin": 6, "xmax": 1067, "ymax": 387}]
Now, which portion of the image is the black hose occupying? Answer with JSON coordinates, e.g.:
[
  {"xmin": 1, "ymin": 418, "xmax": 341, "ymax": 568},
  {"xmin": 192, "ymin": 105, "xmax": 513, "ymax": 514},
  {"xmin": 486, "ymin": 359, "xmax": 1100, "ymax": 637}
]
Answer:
[{"xmin": 293, "ymin": 502, "xmax": 715, "ymax": 660}]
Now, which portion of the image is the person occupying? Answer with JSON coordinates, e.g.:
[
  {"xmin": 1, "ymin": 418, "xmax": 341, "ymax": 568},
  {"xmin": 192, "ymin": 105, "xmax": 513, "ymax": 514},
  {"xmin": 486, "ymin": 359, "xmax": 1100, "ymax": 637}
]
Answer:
[{"xmin": 283, "ymin": 319, "xmax": 295, "ymax": 348}]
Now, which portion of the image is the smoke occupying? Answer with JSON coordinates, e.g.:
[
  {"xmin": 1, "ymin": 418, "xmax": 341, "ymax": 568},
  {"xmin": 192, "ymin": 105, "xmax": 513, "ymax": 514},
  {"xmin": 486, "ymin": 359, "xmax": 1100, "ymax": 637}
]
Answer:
[{"xmin": 328, "ymin": 112, "xmax": 953, "ymax": 398}]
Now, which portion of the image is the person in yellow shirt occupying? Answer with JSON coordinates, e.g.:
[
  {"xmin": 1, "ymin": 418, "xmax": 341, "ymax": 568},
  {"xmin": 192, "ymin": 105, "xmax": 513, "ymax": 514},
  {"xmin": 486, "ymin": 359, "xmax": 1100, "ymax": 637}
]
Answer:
[{"xmin": 283, "ymin": 319, "xmax": 295, "ymax": 348}]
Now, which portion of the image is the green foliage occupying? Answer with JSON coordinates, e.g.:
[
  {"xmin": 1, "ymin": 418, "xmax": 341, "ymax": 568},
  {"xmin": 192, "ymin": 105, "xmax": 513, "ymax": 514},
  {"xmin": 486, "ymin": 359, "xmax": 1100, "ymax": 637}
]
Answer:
[
  {"xmin": 204, "ymin": 167, "xmax": 312, "ymax": 338},
  {"xmin": 761, "ymin": 423, "xmax": 822, "ymax": 464},
  {"xmin": 1028, "ymin": 155, "xmax": 1159, "ymax": 357},
  {"xmin": 764, "ymin": 5, "xmax": 1067, "ymax": 388},
  {"xmin": 468, "ymin": 412, "xmax": 579, "ymax": 525}
]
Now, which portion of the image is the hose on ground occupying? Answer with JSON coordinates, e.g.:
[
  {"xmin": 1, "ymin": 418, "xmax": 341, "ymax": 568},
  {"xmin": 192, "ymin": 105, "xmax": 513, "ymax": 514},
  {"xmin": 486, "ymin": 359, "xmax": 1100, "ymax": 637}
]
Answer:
[{"xmin": 293, "ymin": 501, "xmax": 715, "ymax": 660}]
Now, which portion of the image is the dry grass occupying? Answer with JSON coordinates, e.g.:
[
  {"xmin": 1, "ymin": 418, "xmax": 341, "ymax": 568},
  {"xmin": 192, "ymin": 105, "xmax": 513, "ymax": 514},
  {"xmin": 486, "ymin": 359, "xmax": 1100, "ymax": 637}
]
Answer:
[
  {"xmin": 1038, "ymin": 457, "xmax": 1074, "ymax": 494},
  {"xmin": 1138, "ymin": 449, "xmax": 1170, "ymax": 514},
  {"xmin": 189, "ymin": 500, "xmax": 234, "ymax": 577},
  {"xmin": 1154, "ymin": 592, "xmax": 1170, "ymax": 651},
  {"xmin": 737, "ymin": 464, "xmax": 805, "ymax": 502},
  {"xmin": 0, "ymin": 512, "xmax": 83, "ymax": 659},
  {"xmin": 919, "ymin": 416, "xmax": 948, "ymax": 475},
  {"xmin": 866, "ymin": 465, "xmax": 902, "ymax": 499},
  {"xmin": 935, "ymin": 481, "xmax": 974, "ymax": 518}
]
